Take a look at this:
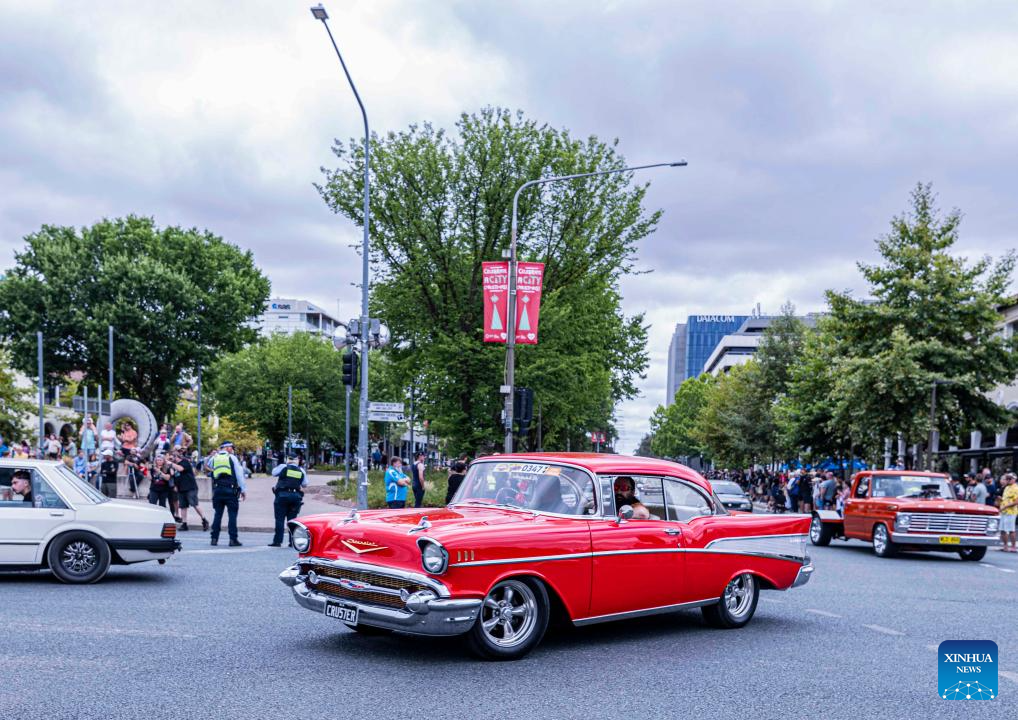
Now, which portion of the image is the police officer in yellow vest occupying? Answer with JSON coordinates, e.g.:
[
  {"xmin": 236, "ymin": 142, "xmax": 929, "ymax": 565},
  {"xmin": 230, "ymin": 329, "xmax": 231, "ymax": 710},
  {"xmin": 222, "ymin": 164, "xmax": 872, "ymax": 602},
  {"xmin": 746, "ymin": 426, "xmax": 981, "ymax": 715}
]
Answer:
[
  {"xmin": 204, "ymin": 441, "xmax": 247, "ymax": 546},
  {"xmin": 268, "ymin": 454, "xmax": 307, "ymax": 547}
]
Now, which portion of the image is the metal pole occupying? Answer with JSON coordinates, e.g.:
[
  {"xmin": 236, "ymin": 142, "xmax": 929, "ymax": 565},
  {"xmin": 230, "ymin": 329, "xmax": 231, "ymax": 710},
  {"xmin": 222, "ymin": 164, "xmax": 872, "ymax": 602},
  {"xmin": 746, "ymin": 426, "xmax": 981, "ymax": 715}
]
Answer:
[
  {"xmin": 36, "ymin": 331, "xmax": 43, "ymax": 454},
  {"xmin": 197, "ymin": 367, "xmax": 202, "ymax": 458},
  {"xmin": 315, "ymin": 8, "xmax": 371, "ymax": 510},
  {"xmin": 108, "ymin": 325, "xmax": 114, "ymax": 407},
  {"xmin": 928, "ymin": 381, "xmax": 937, "ymax": 471},
  {"xmin": 537, "ymin": 401, "xmax": 542, "ymax": 452},
  {"xmin": 409, "ymin": 381, "xmax": 415, "ymax": 460},
  {"xmin": 504, "ymin": 160, "xmax": 687, "ymax": 452},
  {"xmin": 344, "ymin": 385, "xmax": 351, "ymax": 489},
  {"xmin": 287, "ymin": 385, "xmax": 293, "ymax": 458}
]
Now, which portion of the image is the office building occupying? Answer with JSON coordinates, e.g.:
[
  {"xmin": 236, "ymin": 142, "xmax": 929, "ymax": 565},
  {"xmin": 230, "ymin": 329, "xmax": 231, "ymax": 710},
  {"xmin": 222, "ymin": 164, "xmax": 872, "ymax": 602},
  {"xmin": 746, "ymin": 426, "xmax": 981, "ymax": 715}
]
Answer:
[
  {"xmin": 665, "ymin": 314, "xmax": 749, "ymax": 404},
  {"xmin": 256, "ymin": 298, "xmax": 342, "ymax": 338}
]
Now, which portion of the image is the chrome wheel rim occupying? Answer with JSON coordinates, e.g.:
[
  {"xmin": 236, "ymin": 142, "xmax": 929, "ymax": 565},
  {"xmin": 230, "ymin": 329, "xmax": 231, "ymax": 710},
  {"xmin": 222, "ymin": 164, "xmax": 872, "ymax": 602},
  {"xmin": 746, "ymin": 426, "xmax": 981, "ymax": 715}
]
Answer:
[
  {"xmin": 723, "ymin": 574, "xmax": 755, "ymax": 619},
  {"xmin": 810, "ymin": 516, "xmax": 822, "ymax": 542},
  {"xmin": 61, "ymin": 540, "xmax": 98, "ymax": 575},
  {"xmin": 873, "ymin": 525, "xmax": 888, "ymax": 554},
  {"xmin": 480, "ymin": 580, "xmax": 537, "ymax": 648}
]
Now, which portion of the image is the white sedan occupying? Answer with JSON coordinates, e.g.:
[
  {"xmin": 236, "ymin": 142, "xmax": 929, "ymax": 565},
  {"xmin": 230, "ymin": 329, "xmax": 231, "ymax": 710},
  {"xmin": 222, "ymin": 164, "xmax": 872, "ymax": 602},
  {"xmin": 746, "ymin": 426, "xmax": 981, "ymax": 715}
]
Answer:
[{"xmin": 0, "ymin": 458, "xmax": 180, "ymax": 583}]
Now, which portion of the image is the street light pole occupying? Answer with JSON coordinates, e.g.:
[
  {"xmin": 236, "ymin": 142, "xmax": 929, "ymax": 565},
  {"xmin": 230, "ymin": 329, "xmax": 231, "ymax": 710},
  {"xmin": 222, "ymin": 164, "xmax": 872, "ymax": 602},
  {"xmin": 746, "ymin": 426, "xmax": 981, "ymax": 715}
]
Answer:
[
  {"xmin": 503, "ymin": 160, "xmax": 687, "ymax": 452},
  {"xmin": 928, "ymin": 379, "xmax": 955, "ymax": 471},
  {"xmin": 287, "ymin": 385, "xmax": 293, "ymax": 458},
  {"xmin": 312, "ymin": 4, "xmax": 371, "ymax": 510},
  {"xmin": 108, "ymin": 325, "xmax": 114, "ymax": 408},
  {"xmin": 37, "ymin": 331, "xmax": 43, "ymax": 454}
]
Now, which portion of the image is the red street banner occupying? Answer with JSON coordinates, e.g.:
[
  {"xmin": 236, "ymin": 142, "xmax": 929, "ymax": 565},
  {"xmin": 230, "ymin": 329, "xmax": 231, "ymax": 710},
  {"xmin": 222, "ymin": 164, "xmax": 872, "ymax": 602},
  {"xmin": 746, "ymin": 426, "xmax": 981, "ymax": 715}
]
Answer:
[
  {"xmin": 514, "ymin": 261, "xmax": 545, "ymax": 345},
  {"xmin": 482, "ymin": 261, "xmax": 509, "ymax": 342}
]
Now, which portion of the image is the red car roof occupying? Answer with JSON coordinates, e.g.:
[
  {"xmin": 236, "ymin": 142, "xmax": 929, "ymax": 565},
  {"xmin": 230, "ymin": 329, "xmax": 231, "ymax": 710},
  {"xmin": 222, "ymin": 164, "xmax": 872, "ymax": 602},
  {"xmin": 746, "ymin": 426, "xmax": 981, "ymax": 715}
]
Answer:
[{"xmin": 472, "ymin": 452, "xmax": 713, "ymax": 493}]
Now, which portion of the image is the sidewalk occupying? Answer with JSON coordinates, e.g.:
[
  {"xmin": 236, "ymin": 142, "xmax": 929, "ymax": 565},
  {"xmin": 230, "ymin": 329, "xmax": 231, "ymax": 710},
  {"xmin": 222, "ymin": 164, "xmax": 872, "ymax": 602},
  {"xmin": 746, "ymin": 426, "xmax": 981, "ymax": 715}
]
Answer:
[{"xmin": 115, "ymin": 471, "xmax": 353, "ymax": 532}]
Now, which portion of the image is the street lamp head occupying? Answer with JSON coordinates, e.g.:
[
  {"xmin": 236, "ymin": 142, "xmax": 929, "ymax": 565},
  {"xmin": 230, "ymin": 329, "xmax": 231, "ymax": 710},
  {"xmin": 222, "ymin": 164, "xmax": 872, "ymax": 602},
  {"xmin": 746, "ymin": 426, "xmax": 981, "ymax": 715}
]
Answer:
[
  {"xmin": 331, "ymin": 326, "xmax": 351, "ymax": 351},
  {"xmin": 373, "ymin": 323, "xmax": 391, "ymax": 349},
  {"xmin": 310, "ymin": 4, "xmax": 328, "ymax": 20},
  {"xmin": 670, "ymin": 160, "xmax": 688, "ymax": 167}
]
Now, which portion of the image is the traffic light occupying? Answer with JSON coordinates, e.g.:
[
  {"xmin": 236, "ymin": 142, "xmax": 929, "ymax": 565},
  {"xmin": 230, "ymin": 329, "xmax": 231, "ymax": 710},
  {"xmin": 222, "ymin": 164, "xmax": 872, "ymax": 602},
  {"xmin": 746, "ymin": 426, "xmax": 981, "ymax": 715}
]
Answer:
[
  {"xmin": 342, "ymin": 350, "xmax": 359, "ymax": 387},
  {"xmin": 514, "ymin": 387, "xmax": 534, "ymax": 437}
]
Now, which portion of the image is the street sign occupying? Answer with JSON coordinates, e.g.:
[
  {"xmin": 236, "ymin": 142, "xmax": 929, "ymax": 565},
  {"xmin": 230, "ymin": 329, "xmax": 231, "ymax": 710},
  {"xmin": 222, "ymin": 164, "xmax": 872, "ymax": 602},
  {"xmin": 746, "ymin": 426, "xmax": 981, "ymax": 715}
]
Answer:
[
  {"xmin": 368, "ymin": 410, "xmax": 406, "ymax": 422},
  {"xmin": 368, "ymin": 401, "xmax": 405, "ymax": 413}
]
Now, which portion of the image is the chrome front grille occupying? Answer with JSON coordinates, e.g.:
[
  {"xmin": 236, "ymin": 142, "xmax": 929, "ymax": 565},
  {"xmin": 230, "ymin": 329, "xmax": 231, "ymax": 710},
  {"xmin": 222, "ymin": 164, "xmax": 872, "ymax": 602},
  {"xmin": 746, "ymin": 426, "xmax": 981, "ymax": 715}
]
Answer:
[
  {"xmin": 904, "ymin": 513, "xmax": 990, "ymax": 534},
  {"xmin": 298, "ymin": 560, "xmax": 430, "ymax": 609}
]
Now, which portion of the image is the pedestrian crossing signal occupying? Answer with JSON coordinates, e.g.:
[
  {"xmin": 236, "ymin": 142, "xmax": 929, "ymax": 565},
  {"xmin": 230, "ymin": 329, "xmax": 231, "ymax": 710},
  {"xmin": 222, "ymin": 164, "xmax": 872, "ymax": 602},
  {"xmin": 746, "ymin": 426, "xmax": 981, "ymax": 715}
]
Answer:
[{"xmin": 342, "ymin": 350, "xmax": 359, "ymax": 387}]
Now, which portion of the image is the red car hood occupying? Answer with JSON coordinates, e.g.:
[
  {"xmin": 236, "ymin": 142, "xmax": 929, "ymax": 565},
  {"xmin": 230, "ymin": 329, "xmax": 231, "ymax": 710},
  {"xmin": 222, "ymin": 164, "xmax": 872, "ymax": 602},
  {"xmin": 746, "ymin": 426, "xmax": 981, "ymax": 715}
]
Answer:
[
  {"xmin": 881, "ymin": 497, "xmax": 998, "ymax": 515},
  {"xmin": 295, "ymin": 506, "xmax": 543, "ymax": 573}
]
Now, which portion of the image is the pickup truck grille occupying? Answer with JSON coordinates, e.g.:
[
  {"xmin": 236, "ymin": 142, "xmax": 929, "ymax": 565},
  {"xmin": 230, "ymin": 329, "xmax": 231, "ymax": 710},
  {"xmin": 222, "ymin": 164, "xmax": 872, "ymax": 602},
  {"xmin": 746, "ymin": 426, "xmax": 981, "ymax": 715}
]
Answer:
[
  {"xmin": 299, "ymin": 561, "xmax": 429, "ymax": 609},
  {"xmin": 904, "ymin": 513, "xmax": 990, "ymax": 534}
]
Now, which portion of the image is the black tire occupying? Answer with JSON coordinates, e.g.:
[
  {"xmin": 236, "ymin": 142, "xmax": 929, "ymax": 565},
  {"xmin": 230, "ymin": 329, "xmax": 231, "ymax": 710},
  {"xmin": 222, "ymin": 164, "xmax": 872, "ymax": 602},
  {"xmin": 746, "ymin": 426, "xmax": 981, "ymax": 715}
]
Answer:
[
  {"xmin": 467, "ymin": 577, "xmax": 550, "ymax": 661},
  {"xmin": 871, "ymin": 523, "xmax": 897, "ymax": 558},
  {"xmin": 958, "ymin": 547, "xmax": 987, "ymax": 562},
  {"xmin": 47, "ymin": 531, "xmax": 112, "ymax": 584},
  {"xmin": 345, "ymin": 623, "xmax": 393, "ymax": 636},
  {"xmin": 702, "ymin": 573, "xmax": 759, "ymax": 629},
  {"xmin": 809, "ymin": 514, "xmax": 833, "ymax": 546}
]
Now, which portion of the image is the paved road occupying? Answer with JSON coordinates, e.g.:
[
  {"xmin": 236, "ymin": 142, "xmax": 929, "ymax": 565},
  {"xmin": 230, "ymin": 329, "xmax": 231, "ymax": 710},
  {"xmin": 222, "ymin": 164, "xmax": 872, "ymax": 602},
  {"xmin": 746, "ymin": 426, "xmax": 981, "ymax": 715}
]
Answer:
[{"xmin": 3, "ymin": 530, "xmax": 1016, "ymax": 719}]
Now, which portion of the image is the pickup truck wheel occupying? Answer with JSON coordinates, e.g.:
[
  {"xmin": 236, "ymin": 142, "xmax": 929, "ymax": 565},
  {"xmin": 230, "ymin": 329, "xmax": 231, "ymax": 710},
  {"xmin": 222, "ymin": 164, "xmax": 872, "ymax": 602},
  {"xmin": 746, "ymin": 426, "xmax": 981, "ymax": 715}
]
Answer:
[
  {"xmin": 872, "ymin": 523, "xmax": 897, "ymax": 558},
  {"xmin": 958, "ymin": 547, "xmax": 987, "ymax": 562},
  {"xmin": 47, "ymin": 531, "xmax": 111, "ymax": 584},
  {"xmin": 701, "ymin": 573, "xmax": 759, "ymax": 629},
  {"xmin": 809, "ymin": 515, "xmax": 833, "ymax": 546},
  {"xmin": 467, "ymin": 577, "xmax": 549, "ymax": 661}
]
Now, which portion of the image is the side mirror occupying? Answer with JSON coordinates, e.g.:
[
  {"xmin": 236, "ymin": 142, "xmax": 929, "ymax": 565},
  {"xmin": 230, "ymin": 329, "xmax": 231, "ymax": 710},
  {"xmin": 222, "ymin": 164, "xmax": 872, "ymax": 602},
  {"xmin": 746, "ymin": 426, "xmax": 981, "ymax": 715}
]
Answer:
[{"xmin": 616, "ymin": 505, "xmax": 634, "ymax": 524}]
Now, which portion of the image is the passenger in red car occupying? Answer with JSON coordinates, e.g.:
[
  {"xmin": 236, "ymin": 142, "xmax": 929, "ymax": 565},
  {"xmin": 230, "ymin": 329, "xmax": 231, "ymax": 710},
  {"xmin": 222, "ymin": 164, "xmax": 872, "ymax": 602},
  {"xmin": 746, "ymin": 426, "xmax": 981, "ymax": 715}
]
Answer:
[{"xmin": 613, "ymin": 476, "xmax": 650, "ymax": 519}]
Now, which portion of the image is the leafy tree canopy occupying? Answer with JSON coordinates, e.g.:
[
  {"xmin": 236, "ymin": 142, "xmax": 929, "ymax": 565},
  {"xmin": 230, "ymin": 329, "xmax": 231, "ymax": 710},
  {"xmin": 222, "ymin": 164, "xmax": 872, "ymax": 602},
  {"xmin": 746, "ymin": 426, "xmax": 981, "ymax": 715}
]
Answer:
[
  {"xmin": 0, "ymin": 346, "xmax": 33, "ymax": 443},
  {"xmin": 318, "ymin": 107, "xmax": 656, "ymax": 454},
  {"xmin": 0, "ymin": 216, "xmax": 269, "ymax": 421},
  {"xmin": 650, "ymin": 374, "xmax": 713, "ymax": 460}
]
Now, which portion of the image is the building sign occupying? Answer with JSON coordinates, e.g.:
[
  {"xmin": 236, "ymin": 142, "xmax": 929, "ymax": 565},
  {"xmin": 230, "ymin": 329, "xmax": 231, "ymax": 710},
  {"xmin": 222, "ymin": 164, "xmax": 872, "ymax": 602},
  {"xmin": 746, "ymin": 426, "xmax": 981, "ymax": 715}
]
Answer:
[
  {"xmin": 695, "ymin": 315, "xmax": 735, "ymax": 323},
  {"xmin": 514, "ymin": 262, "xmax": 545, "ymax": 345},
  {"xmin": 482, "ymin": 262, "xmax": 510, "ymax": 342},
  {"xmin": 368, "ymin": 402, "xmax": 405, "ymax": 413},
  {"xmin": 271, "ymin": 303, "xmax": 292, "ymax": 310}
]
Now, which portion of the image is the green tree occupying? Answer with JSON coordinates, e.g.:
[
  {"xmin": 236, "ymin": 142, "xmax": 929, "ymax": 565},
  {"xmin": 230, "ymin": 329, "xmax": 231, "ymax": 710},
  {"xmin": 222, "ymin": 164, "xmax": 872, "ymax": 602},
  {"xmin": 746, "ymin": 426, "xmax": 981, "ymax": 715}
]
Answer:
[
  {"xmin": 318, "ymin": 108, "xmax": 655, "ymax": 454},
  {"xmin": 825, "ymin": 183, "xmax": 1018, "ymax": 454},
  {"xmin": 755, "ymin": 302, "xmax": 808, "ymax": 393},
  {"xmin": 0, "ymin": 216, "xmax": 270, "ymax": 421},
  {"xmin": 692, "ymin": 362, "xmax": 776, "ymax": 468},
  {"xmin": 213, "ymin": 332, "xmax": 345, "ymax": 458},
  {"xmin": 649, "ymin": 375, "xmax": 713, "ymax": 460},
  {"xmin": 0, "ymin": 346, "xmax": 32, "ymax": 442},
  {"xmin": 634, "ymin": 432, "xmax": 655, "ymax": 457}
]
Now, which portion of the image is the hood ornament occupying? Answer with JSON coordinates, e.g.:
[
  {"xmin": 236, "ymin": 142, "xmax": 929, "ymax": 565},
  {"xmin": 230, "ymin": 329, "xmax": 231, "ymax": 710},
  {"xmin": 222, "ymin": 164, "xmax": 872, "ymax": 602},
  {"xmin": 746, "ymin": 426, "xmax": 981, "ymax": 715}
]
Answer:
[
  {"xmin": 341, "ymin": 509, "xmax": 360, "ymax": 525},
  {"xmin": 408, "ymin": 516, "xmax": 432, "ymax": 535}
]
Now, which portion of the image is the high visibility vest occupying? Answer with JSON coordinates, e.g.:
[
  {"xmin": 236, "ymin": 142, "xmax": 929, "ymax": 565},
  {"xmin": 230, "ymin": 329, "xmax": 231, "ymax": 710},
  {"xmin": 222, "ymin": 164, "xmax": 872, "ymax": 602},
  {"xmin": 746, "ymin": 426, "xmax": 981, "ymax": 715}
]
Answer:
[
  {"xmin": 211, "ymin": 453, "xmax": 235, "ymax": 482},
  {"xmin": 276, "ymin": 464, "xmax": 305, "ymax": 493}
]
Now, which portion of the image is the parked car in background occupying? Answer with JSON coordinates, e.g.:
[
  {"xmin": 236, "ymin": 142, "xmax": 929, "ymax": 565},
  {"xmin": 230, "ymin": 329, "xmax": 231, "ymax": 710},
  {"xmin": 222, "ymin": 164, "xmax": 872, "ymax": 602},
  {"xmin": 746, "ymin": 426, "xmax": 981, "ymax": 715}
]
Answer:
[
  {"xmin": 810, "ymin": 471, "xmax": 999, "ymax": 560},
  {"xmin": 0, "ymin": 459, "xmax": 180, "ymax": 583},
  {"xmin": 711, "ymin": 480, "xmax": 754, "ymax": 512},
  {"xmin": 280, "ymin": 453, "xmax": 813, "ymax": 660}
]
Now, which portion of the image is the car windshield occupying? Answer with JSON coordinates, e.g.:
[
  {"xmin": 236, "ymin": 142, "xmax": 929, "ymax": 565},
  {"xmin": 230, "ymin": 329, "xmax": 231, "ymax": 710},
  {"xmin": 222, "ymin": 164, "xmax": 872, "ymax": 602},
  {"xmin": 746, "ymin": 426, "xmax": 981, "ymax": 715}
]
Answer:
[
  {"xmin": 712, "ymin": 481, "xmax": 744, "ymax": 495},
  {"xmin": 871, "ymin": 474, "xmax": 952, "ymax": 499},
  {"xmin": 450, "ymin": 461, "xmax": 596, "ymax": 516},
  {"xmin": 54, "ymin": 463, "xmax": 109, "ymax": 504}
]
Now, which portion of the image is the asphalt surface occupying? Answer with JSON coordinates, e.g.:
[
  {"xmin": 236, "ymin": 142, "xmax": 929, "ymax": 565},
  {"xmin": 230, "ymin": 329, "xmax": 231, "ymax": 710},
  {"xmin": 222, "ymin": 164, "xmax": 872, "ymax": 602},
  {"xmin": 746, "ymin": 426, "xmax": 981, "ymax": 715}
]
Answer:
[{"xmin": 3, "ymin": 527, "xmax": 1016, "ymax": 720}]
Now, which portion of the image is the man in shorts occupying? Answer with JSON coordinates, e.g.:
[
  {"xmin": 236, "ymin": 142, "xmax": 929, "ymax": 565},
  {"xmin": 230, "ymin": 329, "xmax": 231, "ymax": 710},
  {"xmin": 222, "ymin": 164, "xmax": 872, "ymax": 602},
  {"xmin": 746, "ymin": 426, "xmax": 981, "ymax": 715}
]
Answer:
[
  {"xmin": 167, "ymin": 448, "xmax": 209, "ymax": 532},
  {"xmin": 998, "ymin": 473, "xmax": 1018, "ymax": 553}
]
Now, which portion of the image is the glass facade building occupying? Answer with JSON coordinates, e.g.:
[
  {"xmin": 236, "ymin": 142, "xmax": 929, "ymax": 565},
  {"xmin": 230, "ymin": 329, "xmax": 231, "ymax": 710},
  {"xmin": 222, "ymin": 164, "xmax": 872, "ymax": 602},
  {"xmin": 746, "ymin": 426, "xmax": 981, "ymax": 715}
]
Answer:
[{"xmin": 665, "ymin": 315, "xmax": 748, "ymax": 404}]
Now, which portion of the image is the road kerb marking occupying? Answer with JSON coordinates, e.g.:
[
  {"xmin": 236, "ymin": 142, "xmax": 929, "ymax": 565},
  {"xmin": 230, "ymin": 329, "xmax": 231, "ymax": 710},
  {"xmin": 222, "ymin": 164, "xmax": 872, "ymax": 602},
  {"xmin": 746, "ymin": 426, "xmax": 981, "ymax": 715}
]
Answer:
[
  {"xmin": 1001, "ymin": 671, "xmax": 1018, "ymax": 685},
  {"xmin": 806, "ymin": 608, "xmax": 841, "ymax": 618},
  {"xmin": 863, "ymin": 624, "xmax": 904, "ymax": 636}
]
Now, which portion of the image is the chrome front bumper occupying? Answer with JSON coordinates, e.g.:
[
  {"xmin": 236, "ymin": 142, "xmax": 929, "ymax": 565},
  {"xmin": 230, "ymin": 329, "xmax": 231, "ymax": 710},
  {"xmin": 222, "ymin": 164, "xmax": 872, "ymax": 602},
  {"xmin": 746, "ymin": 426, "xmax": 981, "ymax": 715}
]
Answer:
[
  {"xmin": 890, "ymin": 532, "xmax": 1000, "ymax": 547},
  {"xmin": 791, "ymin": 560, "xmax": 814, "ymax": 588},
  {"xmin": 278, "ymin": 565, "xmax": 482, "ymax": 636}
]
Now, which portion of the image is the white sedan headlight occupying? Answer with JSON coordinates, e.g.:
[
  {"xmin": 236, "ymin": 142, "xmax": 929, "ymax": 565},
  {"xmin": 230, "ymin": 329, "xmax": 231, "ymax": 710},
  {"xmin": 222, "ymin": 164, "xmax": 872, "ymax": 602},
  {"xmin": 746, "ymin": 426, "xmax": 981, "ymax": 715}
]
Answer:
[
  {"xmin": 987, "ymin": 517, "xmax": 999, "ymax": 534},
  {"xmin": 419, "ymin": 539, "xmax": 449, "ymax": 575},
  {"xmin": 290, "ymin": 523, "xmax": 311, "ymax": 553}
]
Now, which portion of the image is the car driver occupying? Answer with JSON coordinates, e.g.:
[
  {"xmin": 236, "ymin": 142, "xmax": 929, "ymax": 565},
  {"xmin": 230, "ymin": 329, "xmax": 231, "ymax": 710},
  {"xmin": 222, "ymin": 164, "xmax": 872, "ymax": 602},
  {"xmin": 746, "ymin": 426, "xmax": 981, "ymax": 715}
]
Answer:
[
  {"xmin": 613, "ymin": 476, "xmax": 650, "ymax": 519},
  {"xmin": 11, "ymin": 470, "xmax": 33, "ymax": 504}
]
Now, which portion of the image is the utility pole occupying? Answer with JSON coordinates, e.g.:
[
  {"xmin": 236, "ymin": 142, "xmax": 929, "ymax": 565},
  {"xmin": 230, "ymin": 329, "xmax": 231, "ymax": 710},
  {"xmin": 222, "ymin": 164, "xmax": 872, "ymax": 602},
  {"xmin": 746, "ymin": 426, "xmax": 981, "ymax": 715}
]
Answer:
[
  {"xmin": 344, "ymin": 385, "xmax": 351, "ymax": 489},
  {"xmin": 196, "ymin": 367, "xmax": 202, "ymax": 458},
  {"xmin": 36, "ymin": 331, "xmax": 43, "ymax": 453},
  {"xmin": 287, "ymin": 385, "xmax": 293, "ymax": 459},
  {"xmin": 108, "ymin": 325, "xmax": 114, "ymax": 408}
]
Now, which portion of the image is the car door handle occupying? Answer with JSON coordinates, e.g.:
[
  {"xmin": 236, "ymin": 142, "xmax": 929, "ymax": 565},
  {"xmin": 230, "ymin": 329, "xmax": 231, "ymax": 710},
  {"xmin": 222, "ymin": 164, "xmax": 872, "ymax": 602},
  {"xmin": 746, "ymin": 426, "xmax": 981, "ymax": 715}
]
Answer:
[
  {"xmin": 664, "ymin": 528, "xmax": 682, "ymax": 536},
  {"xmin": 50, "ymin": 511, "xmax": 65, "ymax": 517}
]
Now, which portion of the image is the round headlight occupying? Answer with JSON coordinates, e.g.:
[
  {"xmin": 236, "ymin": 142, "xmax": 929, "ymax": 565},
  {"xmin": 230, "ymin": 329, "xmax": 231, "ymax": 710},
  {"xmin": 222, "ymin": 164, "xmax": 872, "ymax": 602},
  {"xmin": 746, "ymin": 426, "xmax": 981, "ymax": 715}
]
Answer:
[
  {"xmin": 290, "ymin": 523, "xmax": 311, "ymax": 553},
  {"xmin": 987, "ymin": 517, "xmax": 999, "ymax": 534},
  {"xmin": 895, "ymin": 514, "xmax": 911, "ymax": 530},
  {"xmin": 420, "ymin": 540, "xmax": 448, "ymax": 575}
]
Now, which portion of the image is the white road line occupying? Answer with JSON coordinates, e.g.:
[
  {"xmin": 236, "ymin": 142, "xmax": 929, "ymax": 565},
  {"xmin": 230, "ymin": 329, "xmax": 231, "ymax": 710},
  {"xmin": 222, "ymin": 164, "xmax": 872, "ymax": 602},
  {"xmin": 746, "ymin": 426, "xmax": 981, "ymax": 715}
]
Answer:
[
  {"xmin": 862, "ymin": 624, "xmax": 904, "ymax": 636},
  {"xmin": 978, "ymin": 563, "xmax": 994, "ymax": 569},
  {"xmin": 1001, "ymin": 671, "xmax": 1018, "ymax": 685},
  {"xmin": 185, "ymin": 547, "xmax": 275, "ymax": 555},
  {"xmin": 998, "ymin": 568, "xmax": 1015, "ymax": 573},
  {"xmin": 806, "ymin": 608, "xmax": 841, "ymax": 618},
  {"xmin": 760, "ymin": 597, "xmax": 786, "ymax": 604},
  {"xmin": 926, "ymin": 644, "xmax": 939, "ymax": 651}
]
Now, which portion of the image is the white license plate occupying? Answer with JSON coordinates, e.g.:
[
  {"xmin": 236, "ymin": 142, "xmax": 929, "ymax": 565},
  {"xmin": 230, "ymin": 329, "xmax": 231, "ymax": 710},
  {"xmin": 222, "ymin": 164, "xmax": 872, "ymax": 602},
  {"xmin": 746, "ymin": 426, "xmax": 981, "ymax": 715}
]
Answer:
[{"xmin": 324, "ymin": 600, "xmax": 358, "ymax": 624}]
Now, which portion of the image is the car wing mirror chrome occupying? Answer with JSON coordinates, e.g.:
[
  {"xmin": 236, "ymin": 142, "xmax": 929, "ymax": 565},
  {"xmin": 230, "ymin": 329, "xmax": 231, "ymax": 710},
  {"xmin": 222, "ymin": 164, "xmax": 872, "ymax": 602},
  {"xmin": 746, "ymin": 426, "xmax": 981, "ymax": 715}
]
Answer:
[{"xmin": 615, "ymin": 505, "xmax": 634, "ymax": 524}]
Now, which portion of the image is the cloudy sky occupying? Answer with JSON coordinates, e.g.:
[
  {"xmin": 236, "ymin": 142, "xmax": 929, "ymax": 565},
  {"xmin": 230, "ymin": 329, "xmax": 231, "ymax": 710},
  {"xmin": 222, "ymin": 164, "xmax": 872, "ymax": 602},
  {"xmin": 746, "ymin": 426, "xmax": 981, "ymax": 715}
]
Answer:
[{"xmin": 2, "ymin": 1, "xmax": 1017, "ymax": 451}]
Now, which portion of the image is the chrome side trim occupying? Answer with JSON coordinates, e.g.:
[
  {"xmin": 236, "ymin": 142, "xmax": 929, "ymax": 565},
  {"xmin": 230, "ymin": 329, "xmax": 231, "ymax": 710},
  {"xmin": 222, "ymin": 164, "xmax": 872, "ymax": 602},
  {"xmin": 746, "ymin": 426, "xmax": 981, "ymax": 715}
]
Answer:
[
  {"xmin": 684, "ymin": 549, "xmax": 807, "ymax": 563},
  {"xmin": 703, "ymin": 532, "xmax": 806, "ymax": 548},
  {"xmin": 573, "ymin": 597, "xmax": 719, "ymax": 626},
  {"xmin": 450, "ymin": 543, "xmax": 811, "ymax": 568},
  {"xmin": 452, "ymin": 551, "xmax": 592, "ymax": 567},
  {"xmin": 298, "ymin": 556, "xmax": 450, "ymax": 597}
]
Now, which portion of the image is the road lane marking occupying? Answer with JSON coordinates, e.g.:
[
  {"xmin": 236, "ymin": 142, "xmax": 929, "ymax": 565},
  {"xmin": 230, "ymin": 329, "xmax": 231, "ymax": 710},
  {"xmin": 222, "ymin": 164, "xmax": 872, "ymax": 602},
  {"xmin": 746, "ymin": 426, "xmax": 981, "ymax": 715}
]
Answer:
[
  {"xmin": 862, "ymin": 624, "xmax": 904, "ymax": 636},
  {"xmin": 998, "ymin": 568, "xmax": 1015, "ymax": 573},
  {"xmin": 184, "ymin": 547, "xmax": 275, "ymax": 555},
  {"xmin": 1001, "ymin": 671, "xmax": 1018, "ymax": 685},
  {"xmin": 806, "ymin": 609, "xmax": 841, "ymax": 618}
]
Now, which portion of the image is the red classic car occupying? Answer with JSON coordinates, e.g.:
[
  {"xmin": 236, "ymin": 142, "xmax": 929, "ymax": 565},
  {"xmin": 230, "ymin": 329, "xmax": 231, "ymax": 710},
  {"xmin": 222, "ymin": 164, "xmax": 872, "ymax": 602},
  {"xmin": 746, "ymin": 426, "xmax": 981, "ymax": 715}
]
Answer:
[
  {"xmin": 279, "ymin": 453, "xmax": 813, "ymax": 659},
  {"xmin": 810, "ymin": 470, "xmax": 1000, "ymax": 560}
]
